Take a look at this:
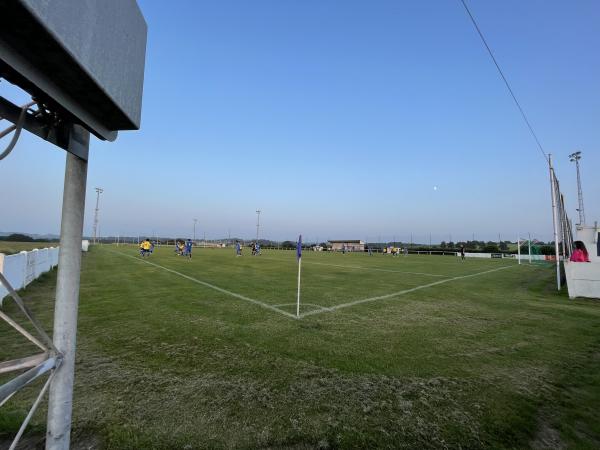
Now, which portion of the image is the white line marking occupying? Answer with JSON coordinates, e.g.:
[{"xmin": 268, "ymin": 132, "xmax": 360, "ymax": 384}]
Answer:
[
  {"xmin": 260, "ymin": 257, "xmax": 449, "ymax": 278},
  {"xmin": 300, "ymin": 265, "xmax": 515, "ymax": 318},
  {"xmin": 273, "ymin": 303, "xmax": 327, "ymax": 308},
  {"xmin": 273, "ymin": 303, "xmax": 333, "ymax": 312},
  {"xmin": 110, "ymin": 251, "xmax": 296, "ymax": 319}
]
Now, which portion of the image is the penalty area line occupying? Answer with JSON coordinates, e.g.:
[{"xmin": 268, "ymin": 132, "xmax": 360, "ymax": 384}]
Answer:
[
  {"xmin": 110, "ymin": 250, "xmax": 297, "ymax": 319},
  {"xmin": 260, "ymin": 257, "xmax": 449, "ymax": 278},
  {"xmin": 300, "ymin": 265, "xmax": 515, "ymax": 318}
]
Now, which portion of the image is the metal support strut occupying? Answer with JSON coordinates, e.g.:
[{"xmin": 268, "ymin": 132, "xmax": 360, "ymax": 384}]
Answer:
[{"xmin": 46, "ymin": 124, "xmax": 89, "ymax": 450}]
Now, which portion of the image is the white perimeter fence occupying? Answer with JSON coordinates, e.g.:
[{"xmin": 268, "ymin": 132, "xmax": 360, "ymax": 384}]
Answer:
[
  {"xmin": 460, "ymin": 252, "xmax": 553, "ymax": 261},
  {"xmin": 0, "ymin": 241, "xmax": 89, "ymax": 305},
  {"xmin": 0, "ymin": 247, "xmax": 59, "ymax": 306}
]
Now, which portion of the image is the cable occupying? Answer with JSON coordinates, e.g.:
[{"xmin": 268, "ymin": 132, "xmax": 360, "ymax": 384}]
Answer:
[
  {"xmin": 0, "ymin": 101, "xmax": 34, "ymax": 161},
  {"xmin": 459, "ymin": 0, "xmax": 549, "ymax": 163}
]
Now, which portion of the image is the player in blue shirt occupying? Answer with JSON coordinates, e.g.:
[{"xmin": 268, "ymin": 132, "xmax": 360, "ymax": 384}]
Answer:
[{"xmin": 185, "ymin": 239, "xmax": 193, "ymax": 258}]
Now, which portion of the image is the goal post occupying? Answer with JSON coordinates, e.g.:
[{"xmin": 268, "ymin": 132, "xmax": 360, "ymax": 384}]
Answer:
[{"xmin": 516, "ymin": 234, "xmax": 533, "ymax": 265}]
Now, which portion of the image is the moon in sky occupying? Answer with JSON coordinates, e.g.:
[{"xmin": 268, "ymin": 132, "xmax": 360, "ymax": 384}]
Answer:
[{"xmin": 433, "ymin": 186, "xmax": 438, "ymax": 191}]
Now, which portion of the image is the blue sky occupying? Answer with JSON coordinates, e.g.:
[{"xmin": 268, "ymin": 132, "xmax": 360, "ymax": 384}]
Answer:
[{"xmin": 1, "ymin": 0, "xmax": 599, "ymax": 243}]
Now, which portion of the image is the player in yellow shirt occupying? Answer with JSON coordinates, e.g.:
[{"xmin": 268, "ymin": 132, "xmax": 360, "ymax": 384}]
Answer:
[{"xmin": 140, "ymin": 238, "xmax": 152, "ymax": 257}]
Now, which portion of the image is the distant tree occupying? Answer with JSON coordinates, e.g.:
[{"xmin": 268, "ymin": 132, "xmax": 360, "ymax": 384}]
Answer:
[
  {"xmin": 540, "ymin": 245, "xmax": 555, "ymax": 255},
  {"xmin": 483, "ymin": 242, "xmax": 499, "ymax": 253},
  {"xmin": 440, "ymin": 241, "xmax": 447, "ymax": 249},
  {"xmin": 499, "ymin": 241, "xmax": 509, "ymax": 251},
  {"xmin": 2, "ymin": 233, "xmax": 34, "ymax": 242},
  {"xmin": 448, "ymin": 241, "xmax": 455, "ymax": 249},
  {"xmin": 281, "ymin": 241, "xmax": 295, "ymax": 249}
]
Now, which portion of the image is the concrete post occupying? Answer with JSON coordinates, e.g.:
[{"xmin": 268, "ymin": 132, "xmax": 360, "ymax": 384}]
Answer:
[{"xmin": 46, "ymin": 125, "xmax": 89, "ymax": 450}]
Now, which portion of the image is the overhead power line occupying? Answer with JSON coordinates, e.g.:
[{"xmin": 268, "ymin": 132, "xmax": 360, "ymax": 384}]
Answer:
[{"xmin": 459, "ymin": 0, "xmax": 549, "ymax": 163}]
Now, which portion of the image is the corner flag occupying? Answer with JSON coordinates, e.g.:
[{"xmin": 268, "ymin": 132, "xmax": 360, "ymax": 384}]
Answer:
[{"xmin": 296, "ymin": 234, "xmax": 302, "ymax": 318}]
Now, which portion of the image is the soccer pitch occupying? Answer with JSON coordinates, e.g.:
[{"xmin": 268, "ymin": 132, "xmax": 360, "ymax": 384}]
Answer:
[
  {"xmin": 2, "ymin": 245, "xmax": 600, "ymax": 448},
  {"xmin": 115, "ymin": 247, "xmax": 516, "ymax": 319}
]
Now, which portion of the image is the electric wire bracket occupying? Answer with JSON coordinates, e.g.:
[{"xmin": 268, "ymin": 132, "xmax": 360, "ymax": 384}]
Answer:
[{"xmin": 0, "ymin": 81, "xmax": 80, "ymax": 159}]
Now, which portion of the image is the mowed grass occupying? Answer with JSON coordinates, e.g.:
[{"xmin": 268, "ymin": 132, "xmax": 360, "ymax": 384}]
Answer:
[
  {"xmin": 1, "ymin": 245, "xmax": 600, "ymax": 449},
  {"xmin": 0, "ymin": 242, "xmax": 57, "ymax": 255}
]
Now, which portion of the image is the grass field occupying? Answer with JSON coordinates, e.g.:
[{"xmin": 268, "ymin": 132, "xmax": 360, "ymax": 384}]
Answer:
[
  {"xmin": 1, "ymin": 245, "xmax": 600, "ymax": 449},
  {"xmin": 0, "ymin": 242, "xmax": 57, "ymax": 255}
]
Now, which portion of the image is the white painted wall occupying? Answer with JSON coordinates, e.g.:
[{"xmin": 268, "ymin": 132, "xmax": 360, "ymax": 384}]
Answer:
[
  {"xmin": 565, "ymin": 262, "xmax": 600, "ymax": 299},
  {"xmin": 565, "ymin": 225, "xmax": 600, "ymax": 299}
]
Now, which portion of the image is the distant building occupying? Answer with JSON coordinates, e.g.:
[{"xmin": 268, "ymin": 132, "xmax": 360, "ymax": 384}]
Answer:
[{"xmin": 328, "ymin": 240, "xmax": 365, "ymax": 252}]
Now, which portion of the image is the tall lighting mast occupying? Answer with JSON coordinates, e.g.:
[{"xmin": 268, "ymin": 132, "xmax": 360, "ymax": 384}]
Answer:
[
  {"xmin": 569, "ymin": 151, "xmax": 585, "ymax": 225},
  {"xmin": 92, "ymin": 187, "xmax": 103, "ymax": 244},
  {"xmin": 256, "ymin": 210, "xmax": 261, "ymax": 242}
]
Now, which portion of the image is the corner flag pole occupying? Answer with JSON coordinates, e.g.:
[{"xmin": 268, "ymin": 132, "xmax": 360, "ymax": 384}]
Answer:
[{"xmin": 296, "ymin": 234, "xmax": 302, "ymax": 319}]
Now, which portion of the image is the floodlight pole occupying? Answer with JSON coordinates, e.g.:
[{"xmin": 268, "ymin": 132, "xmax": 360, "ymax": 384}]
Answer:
[
  {"xmin": 256, "ymin": 210, "xmax": 261, "ymax": 242},
  {"xmin": 548, "ymin": 154, "xmax": 561, "ymax": 291},
  {"xmin": 569, "ymin": 151, "xmax": 585, "ymax": 226},
  {"xmin": 193, "ymin": 219, "xmax": 198, "ymax": 242},
  {"xmin": 92, "ymin": 187, "xmax": 103, "ymax": 244},
  {"xmin": 46, "ymin": 125, "xmax": 89, "ymax": 450}
]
